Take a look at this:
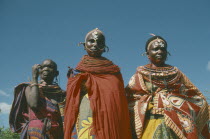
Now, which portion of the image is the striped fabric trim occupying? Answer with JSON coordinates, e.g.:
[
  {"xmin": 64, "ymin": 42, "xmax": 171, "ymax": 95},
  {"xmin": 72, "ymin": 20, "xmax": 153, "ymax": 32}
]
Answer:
[
  {"xmin": 28, "ymin": 127, "xmax": 43, "ymax": 138},
  {"xmin": 165, "ymin": 115, "xmax": 186, "ymax": 139},
  {"xmin": 39, "ymin": 97, "xmax": 59, "ymax": 112},
  {"xmin": 151, "ymin": 108, "xmax": 164, "ymax": 115},
  {"xmin": 153, "ymin": 94, "xmax": 159, "ymax": 108},
  {"xmin": 134, "ymin": 101, "xmax": 143, "ymax": 138},
  {"xmin": 196, "ymin": 102, "xmax": 209, "ymax": 133},
  {"xmin": 137, "ymin": 73, "xmax": 150, "ymax": 94}
]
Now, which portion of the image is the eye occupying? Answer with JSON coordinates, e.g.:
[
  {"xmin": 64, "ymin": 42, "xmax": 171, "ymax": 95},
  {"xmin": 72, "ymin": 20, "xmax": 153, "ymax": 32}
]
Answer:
[
  {"xmin": 98, "ymin": 45, "xmax": 105, "ymax": 49},
  {"xmin": 40, "ymin": 65, "xmax": 46, "ymax": 69},
  {"xmin": 88, "ymin": 39, "xmax": 95, "ymax": 43},
  {"xmin": 154, "ymin": 47, "xmax": 159, "ymax": 51},
  {"xmin": 160, "ymin": 47, "xmax": 166, "ymax": 51}
]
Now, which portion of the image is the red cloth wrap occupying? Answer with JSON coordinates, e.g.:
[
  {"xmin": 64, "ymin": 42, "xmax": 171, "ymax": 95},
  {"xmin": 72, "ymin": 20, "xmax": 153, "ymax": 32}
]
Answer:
[{"xmin": 64, "ymin": 55, "xmax": 131, "ymax": 139}]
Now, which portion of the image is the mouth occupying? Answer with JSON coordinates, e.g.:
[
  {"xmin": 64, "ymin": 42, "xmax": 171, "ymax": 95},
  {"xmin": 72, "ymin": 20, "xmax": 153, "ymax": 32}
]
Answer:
[
  {"xmin": 90, "ymin": 48, "xmax": 100, "ymax": 52},
  {"xmin": 156, "ymin": 55, "xmax": 163, "ymax": 59},
  {"xmin": 42, "ymin": 71, "xmax": 50, "ymax": 76},
  {"xmin": 90, "ymin": 50, "xmax": 98, "ymax": 52}
]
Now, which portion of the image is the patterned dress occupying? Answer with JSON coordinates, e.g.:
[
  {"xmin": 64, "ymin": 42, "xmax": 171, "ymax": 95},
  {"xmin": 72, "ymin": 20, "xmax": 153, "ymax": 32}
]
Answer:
[
  {"xmin": 126, "ymin": 64, "xmax": 210, "ymax": 139},
  {"xmin": 71, "ymin": 70, "xmax": 94, "ymax": 139}
]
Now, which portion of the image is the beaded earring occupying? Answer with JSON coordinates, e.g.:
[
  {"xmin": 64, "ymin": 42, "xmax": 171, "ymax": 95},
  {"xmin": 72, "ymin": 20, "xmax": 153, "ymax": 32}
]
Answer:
[{"xmin": 54, "ymin": 76, "xmax": 59, "ymax": 85}]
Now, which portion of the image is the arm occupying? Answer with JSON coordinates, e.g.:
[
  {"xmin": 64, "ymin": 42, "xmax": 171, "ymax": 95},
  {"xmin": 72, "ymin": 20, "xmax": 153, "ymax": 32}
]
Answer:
[
  {"xmin": 67, "ymin": 67, "xmax": 74, "ymax": 78},
  {"xmin": 25, "ymin": 64, "xmax": 40, "ymax": 109}
]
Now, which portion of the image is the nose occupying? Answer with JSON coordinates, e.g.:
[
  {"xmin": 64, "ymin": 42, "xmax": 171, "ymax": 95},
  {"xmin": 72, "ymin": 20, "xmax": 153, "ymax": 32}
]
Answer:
[
  {"xmin": 157, "ymin": 49, "xmax": 163, "ymax": 54},
  {"xmin": 90, "ymin": 43, "xmax": 98, "ymax": 50},
  {"xmin": 92, "ymin": 41, "xmax": 98, "ymax": 47},
  {"xmin": 42, "ymin": 67, "xmax": 50, "ymax": 71}
]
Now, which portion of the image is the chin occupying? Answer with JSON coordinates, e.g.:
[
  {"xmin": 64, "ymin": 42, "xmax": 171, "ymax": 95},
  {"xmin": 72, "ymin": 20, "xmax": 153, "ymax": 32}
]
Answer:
[
  {"xmin": 156, "ymin": 58, "xmax": 166, "ymax": 62},
  {"xmin": 41, "ymin": 77, "xmax": 48, "ymax": 81},
  {"xmin": 41, "ymin": 76, "xmax": 51, "ymax": 80}
]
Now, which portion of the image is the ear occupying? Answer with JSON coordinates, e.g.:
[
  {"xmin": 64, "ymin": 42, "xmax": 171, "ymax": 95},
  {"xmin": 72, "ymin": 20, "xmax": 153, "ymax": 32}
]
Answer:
[
  {"xmin": 105, "ymin": 45, "xmax": 109, "ymax": 52},
  {"xmin": 83, "ymin": 44, "xmax": 86, "ymax": 50},
  {"xmin": 103, "ymin": 47, "xmax": 106, "ymax": 52},
  {"xmin": 147, "ymin": 54, "xmax": 150, "ymax": 59}
]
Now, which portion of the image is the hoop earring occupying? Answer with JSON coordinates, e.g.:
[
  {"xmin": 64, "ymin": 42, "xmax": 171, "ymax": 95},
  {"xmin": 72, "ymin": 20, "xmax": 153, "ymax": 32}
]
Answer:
[
  {"xmin": 54, "ymin": 76, "xmax": 58, "ymax": 85},
  {"xmin": 167, "ymin": 52, "xmax": 171, "ymax": 56},
  {"xmin": 78, "ymin": 42, "xmax": 85, "ymax": 47},
  {"xmin": 105, "ymin": 46, "xmax": 109, "ymax": 52},
  {"xmin": 141, "ymin": 52, "xmax": 147, "ymax": 56}
]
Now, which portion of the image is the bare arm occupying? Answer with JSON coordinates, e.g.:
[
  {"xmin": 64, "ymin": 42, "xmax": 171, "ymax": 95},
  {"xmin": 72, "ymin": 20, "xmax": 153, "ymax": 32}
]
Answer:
[{"xmin": 25, "ymin": 64, "xmax": 40, "ymax": 109}]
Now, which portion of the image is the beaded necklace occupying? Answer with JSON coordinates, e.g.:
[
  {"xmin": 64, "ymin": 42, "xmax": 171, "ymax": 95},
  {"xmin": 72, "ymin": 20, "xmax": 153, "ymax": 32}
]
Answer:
[
  {"xmin": 138, "ymin": 64, "xmax": 181, "ymax": 89},
  {"xmin": 38, "ymin": 81, "xmax": 65, "ymax": 103},
  {"xmin": 76, "ymin": 55, "xmax": 120, "ymax": 74}
]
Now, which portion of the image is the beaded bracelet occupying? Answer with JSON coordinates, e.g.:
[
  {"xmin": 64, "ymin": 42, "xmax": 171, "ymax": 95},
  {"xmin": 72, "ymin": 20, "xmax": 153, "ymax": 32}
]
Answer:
[{"xmin": 30, "ymin": 83, "xmax": 38, "ymax": 87}]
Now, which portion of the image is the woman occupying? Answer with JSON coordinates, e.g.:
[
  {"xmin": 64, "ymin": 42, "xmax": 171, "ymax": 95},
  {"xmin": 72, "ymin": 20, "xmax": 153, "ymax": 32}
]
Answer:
[
  {"xmin": 64, "ymin": 28, "xmax": 131, "ymax": 139},
  {"xmin": 126, "ymin": 35, "xmax": 210, "ymax": 139},
  {"xmin": 9, "ymin": 59, "xmax": 65, "ymax": 139}
]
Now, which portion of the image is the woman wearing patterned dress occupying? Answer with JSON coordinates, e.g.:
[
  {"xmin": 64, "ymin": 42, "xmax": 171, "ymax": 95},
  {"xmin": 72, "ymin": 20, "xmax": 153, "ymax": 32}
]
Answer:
[
  {"xmin": 126, "ymin": 35, "xmax": 210, "ymax": 139},
  {"xmin": 9, "ymin": 59, "xmax": 65, "ymax": 139}
]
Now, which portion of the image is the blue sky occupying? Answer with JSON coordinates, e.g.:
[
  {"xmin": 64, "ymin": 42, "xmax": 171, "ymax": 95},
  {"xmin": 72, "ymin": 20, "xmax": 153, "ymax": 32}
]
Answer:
[{"xmin": 0, "ymin": 0, "xmax": 210, "ymax": 128}]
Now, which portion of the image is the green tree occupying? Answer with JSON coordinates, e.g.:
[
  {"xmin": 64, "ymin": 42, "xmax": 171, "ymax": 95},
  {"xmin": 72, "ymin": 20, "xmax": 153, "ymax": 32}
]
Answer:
[
  {"xmin": 0, "ymin": 127, "xmax": 20, "ymax": 139},
  {"xmin": 0, "ymin": 109, "xmax": 20, "ymax": 139}
]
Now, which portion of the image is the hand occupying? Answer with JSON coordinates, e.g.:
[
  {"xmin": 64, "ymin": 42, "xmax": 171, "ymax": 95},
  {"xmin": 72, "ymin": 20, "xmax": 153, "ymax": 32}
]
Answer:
[
  {"xmin": 32, "ymin": 64, "xmax": 41, "ymax": 81},
  {"xmin": 67, "ymin": 67, "xmax": 73, "ymax": 78}
]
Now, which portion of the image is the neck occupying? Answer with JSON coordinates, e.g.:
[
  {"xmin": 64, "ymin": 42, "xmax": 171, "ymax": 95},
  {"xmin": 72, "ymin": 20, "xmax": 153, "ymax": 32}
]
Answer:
[
  {"xmin": 86, "ymin": 55, "xmax": 103, "ymax": 59},
  {"xmin": 150, "ymin": 62, "xmax": 166, "ymax": 68},
  {"xmin": 41, "ymin": 79, "xmax": 54, "ymax": 85},
  {"xmin": 88, "ymin": 55, "xmax": 102, "ymax": 58}
]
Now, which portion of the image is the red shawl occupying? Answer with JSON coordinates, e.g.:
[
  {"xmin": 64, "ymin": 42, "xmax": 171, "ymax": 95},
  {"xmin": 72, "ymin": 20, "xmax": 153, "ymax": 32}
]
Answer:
[{"xmin": 64, "ymin": 55, "xmax": 131, "ymax": 139}]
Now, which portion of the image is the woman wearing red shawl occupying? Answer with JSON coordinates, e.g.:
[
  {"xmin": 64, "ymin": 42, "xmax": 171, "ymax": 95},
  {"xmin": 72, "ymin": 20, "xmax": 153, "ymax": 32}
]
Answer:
[
  {"xmin": 9, "ymin": 59, "xmax": 65, "ymax": 139},
  {"xmin": 126, "ymin": 35, "xmax": 210, "ymax": 139},
  {"xmin": 64, "ymin": 28, "xmax": 131, "ymax": 139}
]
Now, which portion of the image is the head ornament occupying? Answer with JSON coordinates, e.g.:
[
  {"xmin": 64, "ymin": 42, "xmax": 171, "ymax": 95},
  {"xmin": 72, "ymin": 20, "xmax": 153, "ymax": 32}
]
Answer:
[
  {"xmin": 147, "ymin": 33, "xmax": 166, "ymax": 51},
  {"xmin": 78, "ymin": 28, "xmax": 109, "ymax": 52}
]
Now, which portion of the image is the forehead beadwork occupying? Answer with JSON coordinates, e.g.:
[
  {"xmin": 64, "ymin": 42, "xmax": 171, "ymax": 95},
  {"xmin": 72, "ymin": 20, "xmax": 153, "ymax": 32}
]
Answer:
[
  {"xmin": 85, "ymin": 28, "xmax": 104, "ymax": 42},
  {"xmin": 153, "ymin": 38, "xmax": 165, "ymax": 47},
  {"xmin": 147, "ymin": 38, "xmax": 165, "ymax": 51},
  {"xmin": 92, "ymin": 30, "xmax": 99, "ymax": 41},
  {"xmin": 83, "ymin": 28, "xmax": 107, "ymax": 53}
]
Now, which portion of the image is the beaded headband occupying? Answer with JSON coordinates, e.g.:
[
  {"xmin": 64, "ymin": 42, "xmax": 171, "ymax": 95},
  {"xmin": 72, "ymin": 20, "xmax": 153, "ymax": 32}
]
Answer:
[{"xmin": 147, "ymin": 37, "xmax": 165, "ymax": 51}]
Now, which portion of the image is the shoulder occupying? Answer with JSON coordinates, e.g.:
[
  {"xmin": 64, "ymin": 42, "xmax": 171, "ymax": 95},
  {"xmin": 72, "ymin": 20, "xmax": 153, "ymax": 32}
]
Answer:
[
  {"xmin": 136, "ymin": 64, "xmax": 151, "ymax": 73},
  {"xmin": 136, "ymin": 65, "xmax": 145, "ymax": 72},
  {"xmin": 15, "ymin": 82, "xmax": 30, "ymax": 87},
  {"xmin": 14, "ymin": 82, "xmax": 30, "ymax": 91}
]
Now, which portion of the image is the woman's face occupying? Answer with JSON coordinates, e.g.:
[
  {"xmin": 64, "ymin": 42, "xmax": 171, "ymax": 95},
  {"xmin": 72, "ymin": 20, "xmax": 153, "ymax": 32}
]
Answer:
[
  {"xmin": 147, "ymin": 40, "xmax": 167, "ymax": 66},
  {"xmin": 85, "ymin": 31, "xmax": 105, "ymax": 57},
  {"xmin": 39, "ymin": 60, "xmax": 58, "ymax": 82}
]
